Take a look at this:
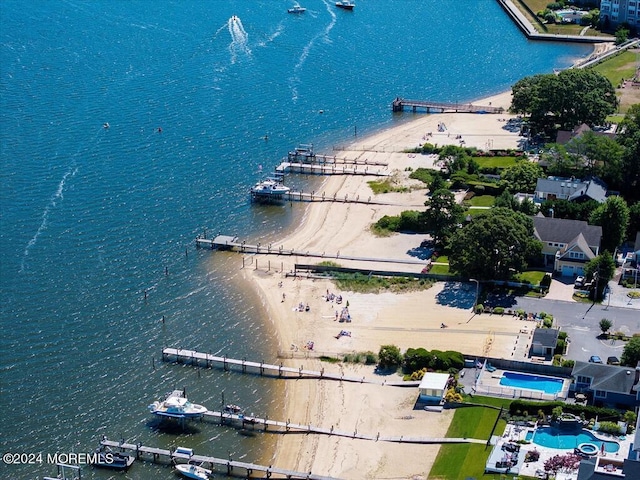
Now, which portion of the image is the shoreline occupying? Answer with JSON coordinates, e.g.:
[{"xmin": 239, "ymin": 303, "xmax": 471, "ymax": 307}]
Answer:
[{"xmin": 241, "ymin": 89, "xmax": 529, "ymax": 478}]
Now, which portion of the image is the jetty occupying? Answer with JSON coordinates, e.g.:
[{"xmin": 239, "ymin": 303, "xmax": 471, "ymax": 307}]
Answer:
[
  {"xmin": 194, "ymin": 235, "xmax": 429, "ymax": 266},
  {"xmin": 250, "ymin": 188, "xmax": 424, "ymax": 205},
  {"xmin": 99, "ymin": 437, "xmax": 339, "ymax": 480},
  {"xmin": 392, "ymin": 98, "xmax": 504, "ymax": 114}
]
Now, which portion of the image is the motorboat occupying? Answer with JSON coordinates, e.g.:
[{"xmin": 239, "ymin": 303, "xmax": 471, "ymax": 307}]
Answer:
[
  {"xmin": 288, "ymin": 3, "xmax": 306, "ymax": 13},
  {"xmin": 223, "ymin": 404, "xmax": 243, "ymax": 414},
  {"xmin": 175, "ymin": 463, "xmax": 212, "ymax": 480},
  {"xmin": 92, "ymin": 447, "xmax": 135, "ymax": 470},
  {"xmin": 250, "ymin": 177, "xmax": 290, "ymax": 196},
  {"xmin": 287, "ymin": 143, "xmax": 315, "ymax": 162},
  {"xmin": 148, "ymin": 390, "xmax": 207, "ymax": 419},
  {"xmin": 335, "ymin": 1, "xmax": 355, "ymax": 10}
]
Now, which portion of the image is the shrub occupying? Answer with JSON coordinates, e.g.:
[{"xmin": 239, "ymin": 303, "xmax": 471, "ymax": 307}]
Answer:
[
  {"xmin": 494, "ymin": 306, "xmax": 505, "ymax": 315},
  {"xmin": 598, "ymin": 421, "xmax": 623, "ymax": 435},
  {"xmin": 378, "ymin": 345, "xmax": 402, "ymax": 369},
  {"xmin": 543, "ymin": 317, "xmax": 553, "ymax": 328},
  {"xmin": 475, "ymin": 304, "xmax": 484, "ymax": 314}
]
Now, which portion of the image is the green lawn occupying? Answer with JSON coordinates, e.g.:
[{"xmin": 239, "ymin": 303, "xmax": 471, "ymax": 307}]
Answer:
[
  {"xmin": 592, "ymin": 51, "xmax": 640, "ymax": 87},
  {"xmin": 466, "ymin": 207, "xmax": 491, "ymax": 217},
  {"xmin": 513, "ymin": 270, "xmax": 547, "ymax": 285},
  {"xmin": 466, "ymin": 195, "xmax": 495, "ymax": 207},
  {"xmin": 429, "ymin": 263, "xmax": 450, "ymax": 275},
  {"xmin": 473, "ymin": 156, "xmax": 518, "ymax": 169},
  {"xmin": 429, "ymin": 396, "xmax": 510, "ymax": 480}
]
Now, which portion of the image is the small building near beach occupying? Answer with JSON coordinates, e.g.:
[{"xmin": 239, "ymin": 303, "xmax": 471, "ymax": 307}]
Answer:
[{"xmin": 418, "ymin": 372, "xmax": 450, "ymax": 403}]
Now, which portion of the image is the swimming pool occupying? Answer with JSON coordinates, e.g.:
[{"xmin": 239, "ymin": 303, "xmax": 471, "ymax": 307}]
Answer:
[
  {"xmin": 499, "ymin": 372, "xmax": 564, "ymax": 395},
  {"xmin": 527, "ymin": 426, "xmax": 620, "ymax": 452}
]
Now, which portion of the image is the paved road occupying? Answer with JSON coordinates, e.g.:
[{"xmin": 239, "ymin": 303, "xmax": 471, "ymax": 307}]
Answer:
[{"xmin": 485, "ymin": 296, "xmax": 640, "ymax": 363}]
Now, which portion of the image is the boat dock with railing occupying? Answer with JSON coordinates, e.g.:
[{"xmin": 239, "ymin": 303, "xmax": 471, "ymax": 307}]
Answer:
[
  {"xmin": 99, "ymin": 437, "xmax": 339, "ymax": 480},
  {"xmin": 392, "ymin": 97, "xmax": 505, "ymax": 114}
]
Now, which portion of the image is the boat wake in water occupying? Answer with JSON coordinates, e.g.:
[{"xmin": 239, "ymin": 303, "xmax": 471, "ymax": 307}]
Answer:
[
  {"xmin": 20, "ymin": 165, "xmax": 78, "ymax": 273},
  {"xmin": 228, "ymin": 15, "xmax": 252, "ymax": 64}
]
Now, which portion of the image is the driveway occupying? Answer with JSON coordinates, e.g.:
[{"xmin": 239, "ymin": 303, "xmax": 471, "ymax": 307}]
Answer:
[{"xmin": 545, "ymin": 278, "xmax": 578, "ymax": 302}]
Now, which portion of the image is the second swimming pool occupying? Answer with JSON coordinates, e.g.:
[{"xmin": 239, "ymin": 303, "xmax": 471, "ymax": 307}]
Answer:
[{"xmin": 526, "ymin": 426, "xmax": 620, "ymax": 452}]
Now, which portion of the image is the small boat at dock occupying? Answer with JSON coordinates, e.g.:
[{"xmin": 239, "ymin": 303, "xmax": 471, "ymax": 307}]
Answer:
[
  {"xmin": 92, "ymin": 446, "xmax": 135, "ymax": 470},
  {"xmin": 175, "ymin": 463, "xmax": 212, "ymax": 479},
  {"xmin": 148, "ymin": 390, "xmax": 207, "ymax": 419}
]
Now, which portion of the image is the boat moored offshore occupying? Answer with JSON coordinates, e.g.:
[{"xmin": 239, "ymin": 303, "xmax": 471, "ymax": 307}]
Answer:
[{"xmin": 148, "ymin": 390, "xmax": 207, "ymax": 419}]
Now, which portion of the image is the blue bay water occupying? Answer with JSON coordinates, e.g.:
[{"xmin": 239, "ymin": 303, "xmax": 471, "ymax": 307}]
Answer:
[{"xmin": 0, "ymin": 1, "xmax": 590, "ymax": 478}]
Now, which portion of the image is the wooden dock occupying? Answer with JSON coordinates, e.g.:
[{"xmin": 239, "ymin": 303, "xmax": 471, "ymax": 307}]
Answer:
[
  {"xmin": 99, "ymin": 437, "xmax": 339, "ymax": 480},
  {"xmin": 275, "ymin": 161, "xmax": 388, "ymax": 177},
  {"xmin": 162, "ymin": 348, "xmax": 418, "ymax": 386},
  {"xmin": 250, "ymin": 188, "xmax": 424, "ymax": 206},
  {"xmin": 194, "ymin": 235, "xmax": 428, "ymax": 266},
  {"xmin": 392, "ymin": 97, "xmax": 504, "ymax": 114}
]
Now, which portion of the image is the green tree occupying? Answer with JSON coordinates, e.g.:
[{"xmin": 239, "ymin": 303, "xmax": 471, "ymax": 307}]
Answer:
[
  {"xmin": 566, "ymin": 132, "xmax": 624, "ymax": 186},
  {"xmin": 449, "ymin": 208, "xmax": 543, "ymax": 280},
  {"xmin": 627, "ymin": 202, "xmax": 640, "ymax": 242},
  {"xmin": 599, "ymin": 318, "xmax": 613, "ymax": 335},
  {"xmin": 511, "ymin": 70, "xmax": 617, "ymax": 135},
  {"xmin": 378, "ymin": 345, "xmax": 402, "ymax": 370},
  {"xmin": 420, "ymin": 189, "xmax": 465, "ymax": 246},
  {"xmin": 584, "ymin": 252, "xmax": 616, "ymax": 301},
  {"xmin": 500, "ymin": 161, "xmax": 544, "ymax": 194},
  {"xmin": 438, "ymin": 145, "xmax": 472, "ymax": 175},
  {"xmin": 589, "ymin": 196, "xmax": 630, "ymax": 253},
  {"xmin": 621, "ymin": 337, "xmax": 640, "ymax": 367},
  {"xmin": 615, "ymin": 27, "xmax": 630, "ymax": 45},
  {"xmin": 616, "ymin": 105, "xmax": 640, "ymax": 201},
  {"xmin": 494, "ymin": 189, "xmax": 518, "ymax": 210}
]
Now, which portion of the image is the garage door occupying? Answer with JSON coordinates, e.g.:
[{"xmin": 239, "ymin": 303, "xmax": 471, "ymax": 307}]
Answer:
[{"xmin": 562, "ymin": 265, "xmax": 574, "ymax": 276}]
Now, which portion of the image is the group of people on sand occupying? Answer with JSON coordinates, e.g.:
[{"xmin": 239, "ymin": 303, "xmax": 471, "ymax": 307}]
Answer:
[{"xmin": 324, "ymin": 290, "xmax": 342, "ymax": 304}]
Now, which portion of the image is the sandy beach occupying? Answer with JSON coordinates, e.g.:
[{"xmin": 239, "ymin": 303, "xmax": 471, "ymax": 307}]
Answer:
[{"xmin": 241, "ymin": 90, "xmax": 532, "ymax": 479}]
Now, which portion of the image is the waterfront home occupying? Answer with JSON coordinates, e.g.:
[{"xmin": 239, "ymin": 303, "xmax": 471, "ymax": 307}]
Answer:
[
  {"xmin": 532, "ymin": 214, "xmax": 602, "ymax": 277},
  {"xmin": 571, "ymin": 361, "xmax": 640, "ymax": 410},
  {"xmin": 534, "ymin": 176, "xmax": 608, "ymax": 205}
]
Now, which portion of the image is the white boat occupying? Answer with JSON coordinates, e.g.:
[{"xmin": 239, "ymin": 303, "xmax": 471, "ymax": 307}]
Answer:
[
  {"xmin": 175, "ymin": 463, "xmax": 212, "ymax": 480},
  {"xmin": 335, "ymin": 1, "xmax": 355, "ymax": 10},
  {"xmin": 288, "ymin": 3, "xmax": 306, "ymax": 13},
  {"xmin": 92, "ymin": 448, "xmax": 135, "ymax": 470},
  {"xmin": 148, "ymin": 390, "xmax": 207, "ymax": 419},
  {"xmin": 250, "ymin": 177, "xmax": 291, "ymax": 196}
]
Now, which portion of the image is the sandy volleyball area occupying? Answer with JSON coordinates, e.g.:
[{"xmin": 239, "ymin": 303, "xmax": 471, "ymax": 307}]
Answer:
[{"xmin": 241, "ymin": 91, "xmax": 530, "ymax": 478}]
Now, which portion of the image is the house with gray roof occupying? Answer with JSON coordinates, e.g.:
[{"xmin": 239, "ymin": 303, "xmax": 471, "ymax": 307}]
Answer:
[
  {"xmin": 530, "ymin": 327, "xmax": 559, "ymax": 359},
  {"xmin": 532, "ymin": 214, "xmax": 602, "ymax": 276},
  {"xmin": 571, "ymin": 361, "xmax": 640, "ymax": 410},
  {"xmin": 534, "ymin": 176, "xmax": 608, "ymax": 204}
]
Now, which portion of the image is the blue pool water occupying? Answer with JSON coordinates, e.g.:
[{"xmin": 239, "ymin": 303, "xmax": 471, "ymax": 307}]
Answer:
[
  {"xmin": 500, "ymin": 372, "xmax": 564, "ymax": 395},
  {"xmin": 529, "ymin": 426, "xmax": 620, "ymax": 452}
]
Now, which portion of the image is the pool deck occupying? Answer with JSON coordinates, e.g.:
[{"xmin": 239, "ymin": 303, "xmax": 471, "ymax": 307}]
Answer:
[
  {"xmin": 486, "ymin": 422, "xmax": 633, "ymax": 478},
  {"xmin": 474, "ymin": 367, "xmax": 571, "ymax": 401}
]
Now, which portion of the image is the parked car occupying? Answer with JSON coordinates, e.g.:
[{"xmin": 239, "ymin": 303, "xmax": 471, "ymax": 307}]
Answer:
[
  {"xmin": 607, "ymin": 356, "xmax": 621, "ymax": 365},
  {"xmin": 589, "ymin": 355, "xmax": 603, "ymax": 364},
  {"xmin": 574, "ymin": 276, "xmax": 585, "ymax": 288}
]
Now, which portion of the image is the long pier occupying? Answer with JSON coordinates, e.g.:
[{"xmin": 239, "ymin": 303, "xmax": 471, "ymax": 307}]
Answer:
[
  {"xmin": 99, "ymin": 437, "xmax": 338, "ymax": 480},
  {"xmin": 392, "ymin": 98, "xmax": 504, "ymax": 114},
  {"xmin": 250, "ymin": 188, "xmax": 424, "ymax": 206},
  {"xmin": 162, "ymin": 348, "xmax": 419, "ymax": 386},
  {"xmin": 275, "ymin": 161, "xmax": 388, "ymax": 177},
  {"xmin": 194, "ymin": 235, "xmax": 428, "ymax": 266}
]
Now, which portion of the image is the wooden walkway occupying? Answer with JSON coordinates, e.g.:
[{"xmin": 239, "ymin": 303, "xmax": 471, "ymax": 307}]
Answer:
[
  {"xmin": 250, "ymin": 188, "xmax": 425, "ymax": 206},
  {"xmin": 392, "ymin": 97, "xmax": 504, "ymax": 114},
  {"xmin": 275, "ymin": 161, "xmax": 388, "ymax": 177},
  {"xmin": 194, "ymin": 235, "xmax": 428, "ymax": 266},
  {"xmin": 100, "ymin": 437, "xmax": 339, "ymax": 480},
  {"xmin": 162, "ymin": 348, "xmax": 419, "ymax": 386},
  {"xmin": 200, "ymin": 410, "xmax": 480, "ymax": 445}
]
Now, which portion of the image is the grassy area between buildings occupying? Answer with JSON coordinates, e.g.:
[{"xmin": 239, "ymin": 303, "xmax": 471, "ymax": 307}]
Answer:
[
  {"xmin": 429, "ymin": 396, "xmax": 511, "ymax": 480},
  {"xmin": 465, "ymin": 195, "xmax": 495, "ymax": 207},
  {"xmin": 513, "ymin": 270, "xmax": 547, "ymax": 285},
  {"xmin": 473, "ymin": 156, "xmax": 519, "ymax": 169}
]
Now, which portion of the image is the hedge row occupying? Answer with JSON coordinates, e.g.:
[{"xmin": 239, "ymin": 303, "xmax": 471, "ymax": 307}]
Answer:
[
  {"xmin": 510, "ymin": 399, "xmax": 624, "ymax": 422},
  {"xmin": 403, "ymin": 347, "xmax": 465, "ymax": 373}
]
